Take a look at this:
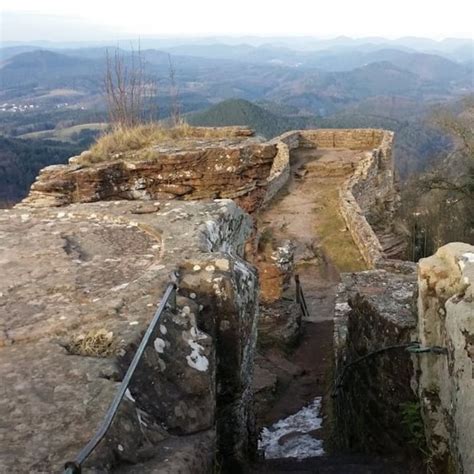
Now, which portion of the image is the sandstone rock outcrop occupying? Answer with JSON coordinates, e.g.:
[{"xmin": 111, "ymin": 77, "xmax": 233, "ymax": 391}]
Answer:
[
  {"xmin": 21, "ymin": 127, "xmax": 401, "ymax": 267},
  {"xmin": 256, "ymin": 239, "xmax": 295, "ymax": 304},
  {"xmin": 21, "ymin": 132, "xmax": 277, "ymax": 214},
  {"xmin": 0, "ymin": 199, "xmax": 258, "ymax": 473},
  {"xmin": 416, "ymin": 243, "xmax": 474, "ymax": 473}
]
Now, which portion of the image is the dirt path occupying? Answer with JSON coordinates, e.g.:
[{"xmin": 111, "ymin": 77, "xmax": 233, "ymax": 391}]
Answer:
[
  {"xmin": 252, "ymin": 147, "xmax": 424, "ymax": 472},
  {"xmin": 255, "ymin": 147, "xmax": 369, "ymax": 457},
  {"xmin": 257, "ymin": 147, "xmax": 367, "ymax": 323}
]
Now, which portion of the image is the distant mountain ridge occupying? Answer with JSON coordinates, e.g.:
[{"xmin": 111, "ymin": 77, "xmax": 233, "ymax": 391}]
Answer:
[
  {"xmin": 0, "ymin": 50, "xmax": 103, "ymax": 90},
  {"xmin": 2, "ymin": 45, "xmax": 470, "ymax": 100},
  {"xmin": 3, "ymin": 35, "xmax": 472, "ymax": 59}
]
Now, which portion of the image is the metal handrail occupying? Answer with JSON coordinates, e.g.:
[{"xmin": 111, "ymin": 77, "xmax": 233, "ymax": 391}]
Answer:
[
  {"xmin": 295, "ymin": 274, "xmax": 310, "ymax": 319},
  {"xmin": 64, "ymin": 282, "xmax": 177, "ymax": 474},
  {"xmin": 332, "ymin": 341, "xmax": 448, "ymax": 397}
]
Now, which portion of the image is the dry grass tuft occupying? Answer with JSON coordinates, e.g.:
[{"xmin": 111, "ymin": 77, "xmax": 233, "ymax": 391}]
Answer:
[
  {"xmin": 66, "ymin": 328, "xmax": 117, "ymax": 357},
  {"xmin": 81, "ymin": 122, "xmax": 251, "ymax": 164}
]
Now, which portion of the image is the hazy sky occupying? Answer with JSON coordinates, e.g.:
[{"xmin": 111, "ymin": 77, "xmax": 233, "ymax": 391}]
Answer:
[{"xmin": 2, "ymin": 0, "xmax": 474, "ymax": 42}]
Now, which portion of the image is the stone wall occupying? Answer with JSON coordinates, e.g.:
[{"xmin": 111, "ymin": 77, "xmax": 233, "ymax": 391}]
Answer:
[
  {"xmin": 333, "ymin": 266, "xmax": 418, "ymax": 453},
  {"xmin": 298, "ymin": 128, "xmax": 385, "ymax": 149},
  {"xmin": 263, "ymin": 131, "xmax": 300, "ymax": 205},
  {"xmin": 416, "ymin": 243, "xmax": 474, "ymax": 473},
  {"xmin": 262, "ymin": 129, "xmax": 395, "ymax": 268},
  {"xmin": 338, "ymin": 156, "xmax": 386, "ymax": 268},
  {"xmin": 338, "ymin": 131, "xmax": 395, "ymax": 268},
  {"xmin": 334, "ymin": 242, "xmax": 474, "ymax": 471}
]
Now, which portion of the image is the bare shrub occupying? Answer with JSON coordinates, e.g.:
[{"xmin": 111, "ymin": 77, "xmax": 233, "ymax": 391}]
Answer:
[
  {"xmin": 104, "ymin": 46, "xmax": 147, "ymax": 128},
  {"xmin": 168, "ymin": 54, "xmax": 181, "ymax": 127}
]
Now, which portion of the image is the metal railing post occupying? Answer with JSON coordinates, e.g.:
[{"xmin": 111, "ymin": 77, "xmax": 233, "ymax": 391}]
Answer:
[
  {"xmin": 295, "ymin": 274, "xmax": 301, "ymax": 305},
  {"xmin": 295, "ymin": 274, "xmax": 310, "ymax": 319}
]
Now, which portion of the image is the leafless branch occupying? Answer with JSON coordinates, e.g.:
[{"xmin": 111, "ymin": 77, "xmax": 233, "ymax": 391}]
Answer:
[
  {"xmin": 104, "ymin": 45, "xmax": 147, "ymax": 128},
  {"xmin": 168, "ymin": 54, "xmax": 181, "ymax": 127}
]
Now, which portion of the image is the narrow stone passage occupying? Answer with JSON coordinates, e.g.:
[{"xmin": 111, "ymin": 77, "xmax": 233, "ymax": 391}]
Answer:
[
  {"xmin": 254, "ymin": 147, "xmax": 369, "ymax": 463},
  {"xmin": 259, "ymin": 320, "xmax": 334, "ymax": 445},
  {"xmin": 251, "ymin": 147, "xmax": 418, "ymax": 472}
]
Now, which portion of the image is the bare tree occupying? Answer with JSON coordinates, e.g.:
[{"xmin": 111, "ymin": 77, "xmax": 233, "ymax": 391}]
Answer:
[
  {"xmin": 168, "ymin": 54, "xmax": 181, "ymax": 126},
  {"xmin": 104, "ymin": 45, "xmax": 146, "ymax": 128},
  {"xmin": 424, "ymin": 95, "xmax": 474, "ymax": 200},
  {"xmin": 403, "ymin": 96, "xmax": 474, "ymax": 258}
]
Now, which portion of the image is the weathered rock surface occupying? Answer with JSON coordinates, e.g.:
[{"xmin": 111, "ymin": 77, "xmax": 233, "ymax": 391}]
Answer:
[
  {"xmin": 416, "ymin": 243, "xmax": 474, "ymax": 473},
  {"xmin": 256, "ymin": 239, "xmax": 295, "ymax": 304},
  {"xmin": 21, "ymin": 134, "xmax": 277, "ymax": 214},
  {"xmin": 0, "ymin": 199, "xmax": 258, "ymax": 473},
  {"xmin": 114, "ymin": 431, "xmax": 215, "ymax": 474},
  {"xmin": 258, "ymin": 299, "xmax": 302, "ymax": 349}
]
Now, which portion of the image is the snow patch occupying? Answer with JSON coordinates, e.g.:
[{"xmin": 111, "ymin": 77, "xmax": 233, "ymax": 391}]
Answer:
[
  {"xmin": 186, "ymin": 340, "xmax": 209, "ymax": 372},
  {"xmin": 259, "ymin": 397, "xmax": 324, "ymax": 460}
]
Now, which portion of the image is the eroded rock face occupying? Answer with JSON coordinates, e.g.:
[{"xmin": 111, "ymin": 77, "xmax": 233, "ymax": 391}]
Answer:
[
  {"xmin": 21, "ymin": 138, "xmax": 277, "ymax": 214},
  {"xmin": 256, "ymin": 239, "xmax": 295, "ymax": 304},
  {"xmin": 0, "ymin": 199, "xmax": 258, "ymax": 473},
  {"xmin": 178, "ymin": 254, "xmax": 260, "ymax": 469},
  {"xmin": 416, "ymin": 243, "xmax": 474, "ymax": 473},
  {"xmin": 258, "ymin": 300, "xmax": 302, "ymax": 349}
]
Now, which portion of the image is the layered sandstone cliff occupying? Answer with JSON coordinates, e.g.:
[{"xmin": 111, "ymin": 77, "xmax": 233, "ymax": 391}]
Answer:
[{"xmin": 21, "ymin": 129, "xmax": 277, "ymax": 214}]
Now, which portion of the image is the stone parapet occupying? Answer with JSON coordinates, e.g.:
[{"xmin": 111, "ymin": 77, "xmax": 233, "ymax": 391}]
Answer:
[
  {"xmin": 299, "ymin": 128, "xmax": 385, "ymax": 149},
  {"xmin": 263, "ymin": 132, "xmax": 300, "ymax": 205},
  {"xmin": 338, "ymin": 131, "xmax": 395, "ymax": 268}
]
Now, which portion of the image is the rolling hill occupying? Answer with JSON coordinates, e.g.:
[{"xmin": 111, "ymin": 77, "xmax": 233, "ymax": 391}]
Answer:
[
  {"xmin": 0, "ymin": 50, "xmax": 103, "ymax": 90},
  {"xmin": 187, "ymin": 98, "xmax": 312, "ymax": 138}
]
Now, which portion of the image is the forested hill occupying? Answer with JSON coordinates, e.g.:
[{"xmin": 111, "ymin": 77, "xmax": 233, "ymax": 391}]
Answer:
[
  {"xmin": 0, "ymin": 136, "xmax": 83, "ymax": 205},
  {"xmin": 187, "ymin": 99, "xmax": 313, "ymax": 138}
]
